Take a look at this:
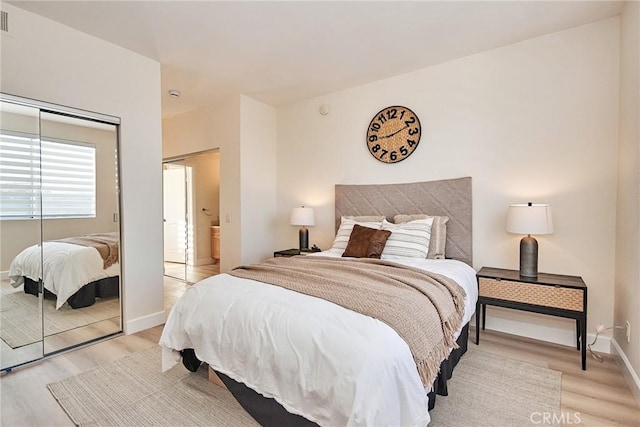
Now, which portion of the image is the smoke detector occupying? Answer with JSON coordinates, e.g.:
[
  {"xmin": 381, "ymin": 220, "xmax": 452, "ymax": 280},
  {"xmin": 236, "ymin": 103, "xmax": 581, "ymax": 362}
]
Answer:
[{"xmin": 168, "ymin": 90, "xmax": 181, "ymax": 98}]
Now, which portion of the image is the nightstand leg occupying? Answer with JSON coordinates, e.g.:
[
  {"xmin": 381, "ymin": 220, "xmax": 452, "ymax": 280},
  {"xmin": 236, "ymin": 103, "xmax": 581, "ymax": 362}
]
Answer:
[
  {"xmin": 475, "ymin": 300, "xmax": 480, "ymax": 345},
  {"xmin": 576, "ymin": 319, "xmax": 580, "ymax": 350},
  {"xmin": 482, "ymin": 304, "xmax": 486, "ymax": 330},
  {"xmin": 580, "ymin": 316, "xmax": 587, "ymax": 370}
]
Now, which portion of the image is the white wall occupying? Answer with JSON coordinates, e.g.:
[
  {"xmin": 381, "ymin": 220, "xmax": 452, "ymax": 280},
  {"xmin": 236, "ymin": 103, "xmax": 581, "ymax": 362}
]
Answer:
[
  {"xmin": 276, "ymin": 18, "xmax": 620, "ymax": 348},
  {"xmin": 190, "ymin": 151, "xmax": 220, "ymax": 265},
  {"xmin": 163, "ymin": 96, "xmax": 277, "ymax": 269},
  {"xmin": 614, "ymin": 0, "xmax": 640, "ymax": 401},
  {"xmin": 239, "ymin": 96, "xmax": 277, "ymax": 264},
  {"xmin": 1, "ymin": 4, "xmax": 164, "ymax": 333},
  {"xmin": 163, "ymin": 96, "xmax": 242, "ymax": 271}
]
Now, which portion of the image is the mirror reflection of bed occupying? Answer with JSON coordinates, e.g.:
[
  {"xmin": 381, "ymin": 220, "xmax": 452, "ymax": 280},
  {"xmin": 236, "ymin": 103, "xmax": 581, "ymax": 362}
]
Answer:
[
  {"xmin": 10, "ymin": 231, "xmax": 121, "ymax": 354},
  {"xmin": 0, "ymin": 97, "xmax": 122, "ymax": 369}
]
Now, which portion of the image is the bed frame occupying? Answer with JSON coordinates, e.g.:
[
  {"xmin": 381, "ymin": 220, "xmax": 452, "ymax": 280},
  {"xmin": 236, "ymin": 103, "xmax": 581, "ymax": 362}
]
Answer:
[{"xmin": 204, "ymin": 177, "xmax": 474, "ymax": 424}]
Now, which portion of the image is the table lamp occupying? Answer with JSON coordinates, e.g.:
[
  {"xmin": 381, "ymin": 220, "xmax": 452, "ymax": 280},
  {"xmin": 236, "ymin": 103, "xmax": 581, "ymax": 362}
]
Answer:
[
  {"xmin": 506, "ymin": 202, "xmax": 553, "ymax": 277},
  {"xmin": 290, "ymin": 206, "xmax": 315, "ymax": 250}
]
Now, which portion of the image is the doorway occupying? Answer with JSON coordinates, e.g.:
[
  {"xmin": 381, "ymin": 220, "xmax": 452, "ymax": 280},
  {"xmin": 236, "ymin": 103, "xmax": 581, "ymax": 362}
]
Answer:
[
  {"xmin": 163, "ymin": 161, "xmax": 191, "ymax": 278},
  {"xmin": 162, "ymin": 150, "xmax": 220, "ymax": 283}
]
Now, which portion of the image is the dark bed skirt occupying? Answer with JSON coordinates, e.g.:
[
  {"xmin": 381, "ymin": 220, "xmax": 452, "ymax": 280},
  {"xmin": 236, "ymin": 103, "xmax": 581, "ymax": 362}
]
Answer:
[
  {"xmin": 23, "ymin": 276, "xmax": 119, "ymax": 309},
  {"xmin": 428, "ymin": 322, "xmax": 469, "ymax": 410},
  {"xmin": 182, "ymin": 322, "xmax": 470, "ymax": 426}
]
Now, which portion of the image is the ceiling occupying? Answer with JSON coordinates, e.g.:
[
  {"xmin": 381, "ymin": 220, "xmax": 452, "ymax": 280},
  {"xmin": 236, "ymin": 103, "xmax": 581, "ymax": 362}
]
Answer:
[{"xmin": 9, "ymin": 1, "xmax": 625, "ymax": 118}]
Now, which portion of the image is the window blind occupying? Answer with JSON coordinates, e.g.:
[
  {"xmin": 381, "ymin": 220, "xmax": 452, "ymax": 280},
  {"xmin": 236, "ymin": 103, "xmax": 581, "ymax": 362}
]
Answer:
[{"xmin": 0, "ymin": 131, "xmax": 96, "ymax": 219}]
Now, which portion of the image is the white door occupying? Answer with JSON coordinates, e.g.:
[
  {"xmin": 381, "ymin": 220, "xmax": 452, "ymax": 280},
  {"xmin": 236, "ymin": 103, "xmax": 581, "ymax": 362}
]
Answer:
[{"xmin": 163, "ymin": 166, "xmax": 186, "ymax": 263}]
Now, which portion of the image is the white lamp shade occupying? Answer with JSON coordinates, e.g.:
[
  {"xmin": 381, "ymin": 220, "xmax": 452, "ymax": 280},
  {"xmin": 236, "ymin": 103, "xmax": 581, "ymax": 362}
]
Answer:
[
  {"xmin": 290, "ymin": 207, "xmax": 315, "ymax": 226},
  {"xmin": 506, "ymin": 203, "xmax": 553, "ymax": 235}
]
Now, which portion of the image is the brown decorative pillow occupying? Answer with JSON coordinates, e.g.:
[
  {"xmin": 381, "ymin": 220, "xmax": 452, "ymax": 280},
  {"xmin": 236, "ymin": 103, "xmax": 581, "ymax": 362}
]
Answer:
[{"xmin": 342, "ymin": 224, "xmax": 392, "ymax": 259}]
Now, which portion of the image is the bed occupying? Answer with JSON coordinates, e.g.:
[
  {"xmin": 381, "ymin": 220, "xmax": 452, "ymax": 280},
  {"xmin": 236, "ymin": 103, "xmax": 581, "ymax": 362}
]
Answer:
[
  {"xmin": 8, "ymin": 232, "xmax": 120, "ymax": 309},
  {"xmin": 160, "ymin": 177, "xmax": 474, "ymax": 426}
]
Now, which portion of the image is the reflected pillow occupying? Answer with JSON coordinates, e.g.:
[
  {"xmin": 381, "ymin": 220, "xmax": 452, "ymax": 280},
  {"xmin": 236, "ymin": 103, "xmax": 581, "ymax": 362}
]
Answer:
[
  {"xmin": 394, "ymin": 214, "xmax": 449, "ymax": 259},
  {"xmin": 342, "ymin": 224, "xmax": 392, "ymax": 259},
  {"xmin": 381, "ymin": 218, "xmax": 433, "ymax": 259}
]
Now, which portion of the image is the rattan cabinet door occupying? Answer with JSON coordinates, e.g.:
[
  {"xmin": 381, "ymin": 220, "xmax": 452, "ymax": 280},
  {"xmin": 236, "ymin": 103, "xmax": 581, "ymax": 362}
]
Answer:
[{"xmin": 479, "ymin": 278, "xmax": 583, "ymax": 312}]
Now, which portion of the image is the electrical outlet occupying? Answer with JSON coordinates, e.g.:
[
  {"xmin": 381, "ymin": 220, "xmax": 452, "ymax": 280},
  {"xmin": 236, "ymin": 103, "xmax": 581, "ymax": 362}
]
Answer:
[{"xmin": 626, "ymin": 321, "xmax": 631, "ymax": 343}]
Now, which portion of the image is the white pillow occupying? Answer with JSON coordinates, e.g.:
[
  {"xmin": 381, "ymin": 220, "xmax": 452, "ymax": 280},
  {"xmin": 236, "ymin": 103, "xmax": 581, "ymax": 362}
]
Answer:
[
  {"xmin": 330, "ymin": 217, "xmax": 383, "ymax": 253},
  {"xmin": 381, "ymin": 218, "xmax": 433, "ymax": 258}
]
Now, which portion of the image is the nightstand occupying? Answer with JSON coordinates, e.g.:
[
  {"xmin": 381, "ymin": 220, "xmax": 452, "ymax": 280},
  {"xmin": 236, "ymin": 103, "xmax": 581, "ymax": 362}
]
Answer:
[
  {"xmin": 274, "ymin": 248, "xmax": 321, "ymax": 257},
  {"xmin": 475, "ymin": 267, "xmax": 588, "ymax": 370},
  {"xmin": 274, "ymin": 249, "xmax": 302, "ymax": 257}
]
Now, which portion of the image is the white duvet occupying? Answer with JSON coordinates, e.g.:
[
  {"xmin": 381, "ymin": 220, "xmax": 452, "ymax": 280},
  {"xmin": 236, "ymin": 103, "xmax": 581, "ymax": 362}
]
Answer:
[
  {"xmin": 9, "ymin": 241, "xmax": 120, "ymax": 309},
  {"xmin": 159, "ymin": 253, "xmax": 477, "ymax": 427}
]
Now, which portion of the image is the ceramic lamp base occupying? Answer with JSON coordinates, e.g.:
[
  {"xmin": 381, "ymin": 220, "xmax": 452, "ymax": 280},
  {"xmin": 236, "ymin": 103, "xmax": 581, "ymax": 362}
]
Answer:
[
  {"xmin": 519, "ymin": 235, "xmax": 538, "ymax": 277},
  {"xmin": 299, "ymin": 226, "xmax": 309, "ymax": 250}
]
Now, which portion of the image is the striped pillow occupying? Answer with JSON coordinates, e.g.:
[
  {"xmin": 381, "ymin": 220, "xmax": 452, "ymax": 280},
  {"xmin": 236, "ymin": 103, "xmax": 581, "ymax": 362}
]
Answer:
[
  {"xmin": 394, "ymin": 214, "xmax": 449, "ymax": 259},
  {"xmin": 331, "ymin": 217, "xmax": 383, "ymax": 254},
  {"xmin": 381, "ymin": 218, "xmax": 433, "ymax": 258}
]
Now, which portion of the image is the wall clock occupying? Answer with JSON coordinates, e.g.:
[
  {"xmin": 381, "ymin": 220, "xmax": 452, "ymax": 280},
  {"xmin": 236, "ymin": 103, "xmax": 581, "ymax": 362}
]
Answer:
[{"xmin": 366, "ymin": 105, "xmax": 421, "ymax": 164}]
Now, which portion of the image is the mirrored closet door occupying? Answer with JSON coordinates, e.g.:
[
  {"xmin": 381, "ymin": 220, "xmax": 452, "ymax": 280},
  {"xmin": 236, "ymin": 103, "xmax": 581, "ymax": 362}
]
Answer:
[
  {"xmin": 0, "ymin": 93, "xmax": 122, "ymax": 370},
  {"xmin": 0, "ymin": 100, "xmax": 44, "ymax": 369}
]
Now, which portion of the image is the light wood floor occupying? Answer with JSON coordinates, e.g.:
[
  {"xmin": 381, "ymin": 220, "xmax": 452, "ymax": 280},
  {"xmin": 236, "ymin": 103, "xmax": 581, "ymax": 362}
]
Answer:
[
  {"xmin": 1, "ymin": 279, "xmax": 121, "ymax": 370},
  {"xmin": 1, "ymin": 276, "xmax": 638, "ymax": 426},
  {"xmin": 164, "ymin": 261, "xmax": 220, "ymax": 284},
  {"xmin": 476, "ymin": 329, "xmax": 640, "ymax": 426}
]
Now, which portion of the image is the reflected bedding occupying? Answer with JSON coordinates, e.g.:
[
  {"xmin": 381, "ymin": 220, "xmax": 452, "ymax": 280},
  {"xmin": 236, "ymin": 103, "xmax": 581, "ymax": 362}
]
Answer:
[{"xmin": 9, "ymin": 233, "xmax": 120, "ymax": 309}]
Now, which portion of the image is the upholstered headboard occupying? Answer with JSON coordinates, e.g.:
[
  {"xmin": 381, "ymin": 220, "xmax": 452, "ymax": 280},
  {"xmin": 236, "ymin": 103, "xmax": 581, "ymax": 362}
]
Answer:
[{"xmin": 335, "ymin": 177, "xmax": 472, "ymax": 266}]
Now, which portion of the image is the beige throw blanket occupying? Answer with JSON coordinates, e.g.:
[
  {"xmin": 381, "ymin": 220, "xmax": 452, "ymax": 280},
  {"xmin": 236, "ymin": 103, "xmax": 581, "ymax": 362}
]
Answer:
[
  {"xmin": 229, "ymin": 256, "xmax": 466, "ymax": 386},
  {"xmin": 56, "ymin": 232, "xmax": 119, "ymax": 269}
]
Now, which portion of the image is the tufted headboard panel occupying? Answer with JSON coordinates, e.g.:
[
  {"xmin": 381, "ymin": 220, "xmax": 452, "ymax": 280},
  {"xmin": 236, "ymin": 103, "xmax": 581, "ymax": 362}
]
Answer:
[{"xmin": 335, "ymin": 177, "xmax": 472, "ymax": 266}]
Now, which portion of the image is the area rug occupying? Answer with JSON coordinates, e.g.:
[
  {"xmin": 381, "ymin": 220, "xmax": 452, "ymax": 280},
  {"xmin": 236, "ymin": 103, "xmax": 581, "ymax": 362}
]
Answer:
[
  {"xmin": 48, "ymin": 344, "xmax": 561, "ymax": 426},
  {"xmin": 429, "ymin": 345, "xmax": 562, "ymax": 426},
  {"xmin": 0, "ymin": 282, "xmax": 120, "ymax": 349},
  {"xmin": 48, "ymin": 345, "xmax": 258, "ymax": 426}
]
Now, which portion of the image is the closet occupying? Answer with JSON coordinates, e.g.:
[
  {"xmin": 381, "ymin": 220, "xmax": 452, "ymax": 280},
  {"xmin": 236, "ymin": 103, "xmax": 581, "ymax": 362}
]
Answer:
[{"xmin": 0, "ymin": 93, "xmax": 122, "ymax": 371}]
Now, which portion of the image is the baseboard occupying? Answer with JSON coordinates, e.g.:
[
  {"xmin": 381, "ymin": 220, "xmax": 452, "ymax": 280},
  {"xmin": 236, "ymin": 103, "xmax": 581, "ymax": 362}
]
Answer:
[
  {"xmin": 477, "ymin": 314, "xmax": 612, "ymax": 354},
  {"xmin": 195, "ymin": 258, "xmax": 215, "ymax": 266},
  {"xmin": 124, "ymin": 310, "xmax": 166, "ymax": 335},
  {"xmin": 611, "ymin": 338, "xmax": 640, "ymax": 405}
]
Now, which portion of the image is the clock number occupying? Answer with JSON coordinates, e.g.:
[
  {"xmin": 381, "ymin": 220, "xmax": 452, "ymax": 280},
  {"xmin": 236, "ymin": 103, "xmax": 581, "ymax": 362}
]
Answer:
[
  {"xmin": 399, "ymin": 110, "xmax": 406, "ymax": 120},
  {"xmin": 390, "ymin": 151, "xmax": 397, "ymax": 161},
  {"xmin": 407, "ymin": 139, "xmax": 416, "ymax": 147},
  {"xmin": 408, "ymin": 127, "xmax": 419, "ymax": 136},
  {"xmin": 400, "ymin": 146, "xmax": 408, "ymax": 156},
  {"xmin": 368, "ymin": 134, "xmax": 378, "ymax": 142},
  {"xmin": 377, "ymin": 113, "xmax": 387, "ymax": 124},
  {"xmin": 371, "ymin": 122, "xmax": 381, "ymax": 132},
  {"xmin": 380, "ymin": 149, "xmax": 388, "ymax": 159},
  {"xmin": 404, "ymin": 116, "xmax": 416, "ymax": 127},
  {"xmin": 386, "ymin": 108, "xmax": 397, "ymax": 120},
  {"xmin": 371, "ymin": 144, "xmax": 381, "ymax": 153}
]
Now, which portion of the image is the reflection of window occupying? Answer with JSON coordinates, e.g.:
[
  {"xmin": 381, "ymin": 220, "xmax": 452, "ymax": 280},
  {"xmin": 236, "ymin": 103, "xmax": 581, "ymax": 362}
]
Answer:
[{"xmin": 0, "ymin": 131, "xmax": 96, "ymax": 219}]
